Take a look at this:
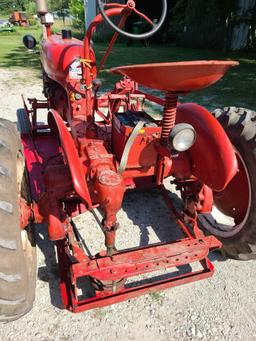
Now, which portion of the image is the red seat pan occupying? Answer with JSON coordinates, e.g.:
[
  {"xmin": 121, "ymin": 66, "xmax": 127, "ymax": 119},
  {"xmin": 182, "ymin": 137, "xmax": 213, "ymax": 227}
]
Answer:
[{"xmin": 110, "ymin": 61, "xmax": 239, "ymax": 92}]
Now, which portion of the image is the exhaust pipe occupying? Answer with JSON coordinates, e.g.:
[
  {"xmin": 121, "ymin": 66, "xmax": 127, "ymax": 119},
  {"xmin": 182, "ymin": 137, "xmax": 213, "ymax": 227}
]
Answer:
[
  {"xmin": 35, "ymin": 0, "xmax": 53, "ymax": 37},
  {"xmin": 35, "ymin": 0, "xmax": 48, "ymax": 15}
]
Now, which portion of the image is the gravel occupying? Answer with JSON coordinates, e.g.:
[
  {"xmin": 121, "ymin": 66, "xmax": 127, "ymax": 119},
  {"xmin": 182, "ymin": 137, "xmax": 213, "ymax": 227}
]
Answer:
[{"xmin": 0, "ymin": 68, "xmax": 256, "ymax": 341}]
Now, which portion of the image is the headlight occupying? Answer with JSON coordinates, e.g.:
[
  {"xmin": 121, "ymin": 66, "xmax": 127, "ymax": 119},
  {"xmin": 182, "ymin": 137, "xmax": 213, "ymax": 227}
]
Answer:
[{"xmin": 169, "ymin": 123, "xmax": 196, "ymax": 152}]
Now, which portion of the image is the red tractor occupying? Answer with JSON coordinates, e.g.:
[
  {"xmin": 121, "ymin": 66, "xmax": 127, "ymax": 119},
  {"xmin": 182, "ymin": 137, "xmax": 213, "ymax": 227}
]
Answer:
[
  {"xmin": 9, "ymin": 11, "xmax": 29, "ymax": 26},
  {"xmin": 1, "ymin": 0, "xmax": 255, "ymax": 321}
]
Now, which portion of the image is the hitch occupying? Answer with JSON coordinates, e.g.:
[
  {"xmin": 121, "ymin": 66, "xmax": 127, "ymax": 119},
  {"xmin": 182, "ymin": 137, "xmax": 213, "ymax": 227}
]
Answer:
[{"xmin": 56, "ymin": 185, "xmax": 221, "ymax": 313}]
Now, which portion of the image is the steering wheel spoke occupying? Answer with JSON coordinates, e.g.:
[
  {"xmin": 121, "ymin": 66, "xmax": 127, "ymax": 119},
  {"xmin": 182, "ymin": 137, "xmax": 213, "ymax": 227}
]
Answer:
[
  {"xmin": 104, "ymin": 3, "xmax": 127, "ymax": 9},
  {"xmin": 96, "ymin": 0, "xmax": 167, "ymax": 40},
  {"xmin": 133, "ymin": 8, "xmax": 154, "ymax": 27}
]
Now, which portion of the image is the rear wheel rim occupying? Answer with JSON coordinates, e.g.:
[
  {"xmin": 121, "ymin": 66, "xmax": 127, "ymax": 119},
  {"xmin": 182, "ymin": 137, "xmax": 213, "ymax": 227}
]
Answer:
[{"xmin": 203, "ymin": 148, "xmax": 252, "ymax": 238}]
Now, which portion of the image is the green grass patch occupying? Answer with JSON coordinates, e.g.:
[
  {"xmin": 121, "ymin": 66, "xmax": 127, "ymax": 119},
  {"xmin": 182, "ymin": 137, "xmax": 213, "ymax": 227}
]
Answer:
[
  {"xmin": 0, "ymin": 26, "xmax": 255, "ymax": 109},
  {"xmin": 0, "ymin": 26, "xmax": 41, "ymax": 69},
  {"xmin": 95, "ymin": 43, "xmax": 256, "ymax": 109},
  {"xmin": 149, "ymin": 291, "xmax": 165, "ymax": 305},
  {"xmin": 0, "ymin": 21, "xmax": 69, "ymax": 69}
]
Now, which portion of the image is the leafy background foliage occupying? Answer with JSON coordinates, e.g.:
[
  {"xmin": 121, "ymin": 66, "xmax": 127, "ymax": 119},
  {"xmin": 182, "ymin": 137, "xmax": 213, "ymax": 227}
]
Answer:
[{"xmin": 0, "ymin": 0, "xmax": 255, "ymax": 50}]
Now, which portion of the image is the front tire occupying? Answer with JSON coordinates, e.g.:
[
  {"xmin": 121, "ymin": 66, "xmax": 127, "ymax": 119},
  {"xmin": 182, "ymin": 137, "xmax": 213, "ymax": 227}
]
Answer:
[{"xmin": 199, "ymin": 107, "xmax": 256, "ymax": 260}]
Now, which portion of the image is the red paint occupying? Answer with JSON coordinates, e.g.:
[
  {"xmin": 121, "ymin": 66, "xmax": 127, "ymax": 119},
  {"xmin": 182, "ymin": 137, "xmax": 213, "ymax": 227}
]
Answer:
[
  {"xmin": 48, "ymin": 109, "xmax": 92, "ymax": 208},
  {"xmin": 111, "ymin": 61, "xmax": 239, "ymax": 92},
  {"xmin": 112, "ymin": 113, "xmax": 161, "ymax": 170},
  {"xmin": 176, "ymin": 103, "xmax": 238, "ymax": 191},
  {"xmin": 160, "ymin": 92, "xmax": 178, "ymax": 145},
  {"xmin": 20, "ymin": 1, "xmax": 243, "ymax": 313},
  {"xmin": 214, "ymin": 150, "xmax": 250, "ymax": 222},
  {"xmin": 39, "ymin": 164, "xmax": 73, "ymax": 240},
  {"xmin": 55, "ymin": 186, "xmax": 221, "ymax": 312},
  {"xmin": 41, "ymin": 35, "xmax": 96, "ymax": 87},
  {"xmin": 93, "ymin": 168, "xmax": 125, "ymax": 229},
  {"xmin": 83, "ymin": 8, "xmax": 125, "ymax": 117}
]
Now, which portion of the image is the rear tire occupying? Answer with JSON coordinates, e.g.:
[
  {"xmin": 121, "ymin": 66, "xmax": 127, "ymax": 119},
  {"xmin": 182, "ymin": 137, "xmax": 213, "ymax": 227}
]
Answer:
[
  {"xmin": 0, "ymin": 118, "xmax": 36, "ymax": 322},
  {"xmin": 202, "ymin": 107, "xmax": 256, "ymax": 260}
]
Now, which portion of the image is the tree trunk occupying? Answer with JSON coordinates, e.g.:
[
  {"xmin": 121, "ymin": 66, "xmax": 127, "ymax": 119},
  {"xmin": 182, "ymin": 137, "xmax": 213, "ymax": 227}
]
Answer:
[
  {"xmin": 230, "ymin": 0, "xmax": 256, "ymax": 50},
  {"xmin": 183, "ymin": 0, "xmax": 229, "ymax": 49}
]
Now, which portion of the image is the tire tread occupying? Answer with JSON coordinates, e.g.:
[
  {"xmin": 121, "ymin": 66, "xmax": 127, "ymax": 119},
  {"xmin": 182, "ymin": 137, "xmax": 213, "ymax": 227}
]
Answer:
[
  {"xmin": 0, "ymin": 118, "xmax": 36, "ymax": 322},
  {"xmin": 212, "ymin": 107, "xmax": 256, "ymax": 260}
]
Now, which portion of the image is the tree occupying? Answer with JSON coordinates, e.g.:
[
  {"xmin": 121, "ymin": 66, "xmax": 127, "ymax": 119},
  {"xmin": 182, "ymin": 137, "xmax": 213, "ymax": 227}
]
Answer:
[
  {"xmin": 229, "ymin": 0, "xmax": 256, "ymax": 50},
  {"xmin": 48, "ymin": 0, "xmax": 69, "ymax": 11},
  {"xmin": 48, "ymin": 0, "xmax": 69, "ymax": 23},
  {"xmin": 163, "ymin": 0, "xmax": 188, "ymax": 42},
  {"xmin": 0, "ymin": 0, "xmax": 37, "ymax": 15},
  {"xmin": 183, "ymin": 0, "xmax": 256, "ymax": 51},
  {"xmin": 183, "ymin": 0, "xmax": 235, "ymax": 50},
  {"xmin": 0, "ymin": 0, "xmax": 28, "ymax": 12},
  {"xmin": 69, "ymin": 0, "xmax": 85, "ymax": 28}
]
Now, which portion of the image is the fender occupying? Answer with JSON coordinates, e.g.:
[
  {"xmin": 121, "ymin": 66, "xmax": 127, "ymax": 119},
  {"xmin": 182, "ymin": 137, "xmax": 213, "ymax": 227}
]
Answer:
[
  {"xmin": 48, "ymin": 109, "xmax": 92, "ymax": 208},
  {"xmin": 176, "ymin": 103, "xmax": 238, "ymax": 192}
]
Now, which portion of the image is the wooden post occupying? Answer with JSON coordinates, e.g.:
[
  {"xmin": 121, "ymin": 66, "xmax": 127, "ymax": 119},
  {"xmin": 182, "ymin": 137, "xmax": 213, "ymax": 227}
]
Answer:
[
  {"xmin": 84, "ymin": 0, "xmax": 96, "ymax": 30},
  {"xmin": 230, "ymin": 0, "xmax": 256, "ymax": 50}
]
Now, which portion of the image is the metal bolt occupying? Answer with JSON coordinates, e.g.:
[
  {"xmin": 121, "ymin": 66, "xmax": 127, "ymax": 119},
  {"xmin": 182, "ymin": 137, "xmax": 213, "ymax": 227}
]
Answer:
[{"xmin": 75, "ymin": 93, "xmax": 82, "ymax": 100}]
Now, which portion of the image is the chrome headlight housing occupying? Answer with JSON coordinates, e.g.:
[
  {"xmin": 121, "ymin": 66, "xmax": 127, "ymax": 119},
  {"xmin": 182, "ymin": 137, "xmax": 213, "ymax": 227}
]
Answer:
[{"xmin": 169, "ymin": 123, "xmax": 196, "ymax": 152}]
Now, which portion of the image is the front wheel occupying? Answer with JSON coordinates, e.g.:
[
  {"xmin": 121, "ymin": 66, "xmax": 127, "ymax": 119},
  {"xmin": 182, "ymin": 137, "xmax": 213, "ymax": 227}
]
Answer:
[{"xmin": 199, "ymin": 107, "xmax": 256, "ymax": 260}]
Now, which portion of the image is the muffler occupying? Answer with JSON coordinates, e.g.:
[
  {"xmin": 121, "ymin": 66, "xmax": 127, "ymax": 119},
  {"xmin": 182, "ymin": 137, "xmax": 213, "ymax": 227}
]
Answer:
[{"xmin": 35, "ymin": 0, "xmax": 48, "ymax": 15}]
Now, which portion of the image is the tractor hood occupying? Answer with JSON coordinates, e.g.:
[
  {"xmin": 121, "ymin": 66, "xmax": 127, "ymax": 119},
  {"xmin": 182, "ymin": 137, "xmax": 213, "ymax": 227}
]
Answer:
[{"xmin": 41, "ymin": 34, "xmax": 96, "ymax": 86}]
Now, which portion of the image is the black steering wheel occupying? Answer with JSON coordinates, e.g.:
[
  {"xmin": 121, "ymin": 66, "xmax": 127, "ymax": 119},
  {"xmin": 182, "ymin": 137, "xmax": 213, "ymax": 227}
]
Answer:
[{"xmin": 96, "ymin": 0, "xmax": 168, "ymax": 40}]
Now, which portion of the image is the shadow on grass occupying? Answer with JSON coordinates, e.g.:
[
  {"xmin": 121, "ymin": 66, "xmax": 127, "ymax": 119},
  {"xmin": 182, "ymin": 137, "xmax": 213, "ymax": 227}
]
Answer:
[
  {"xmin": 0, "ymin": 46, "xmax": 41, "ymax": 70},
  {"xmin": 93, "ymin": 43, "xmax": 256, "ymax": 108},
  {"xmin": 1, "ymin": 39, "xmax": 255, "ymax": 108}
]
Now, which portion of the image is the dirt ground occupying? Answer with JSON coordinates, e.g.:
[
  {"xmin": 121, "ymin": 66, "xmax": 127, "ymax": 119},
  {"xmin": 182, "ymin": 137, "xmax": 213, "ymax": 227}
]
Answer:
[{"xmin": 0, "ymin": 68, "xmax": 256, "ymax": 341}]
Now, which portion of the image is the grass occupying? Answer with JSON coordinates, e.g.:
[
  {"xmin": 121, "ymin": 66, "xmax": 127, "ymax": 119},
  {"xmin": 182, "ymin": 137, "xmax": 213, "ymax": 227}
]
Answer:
[
  {"xmin": 149, "ymin": 291, "xmax": 164, "ymax": 305},
  {"xmin": 96, "ymin": 43, "xmax": 256, "ymax": 109},
  {"xmin": 0, "ymin": 25, "xmax": 255, "ymax": 109},
  {"xmin": 0, "ymin": 26, "xmax": 41, "ymax": 69}
]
